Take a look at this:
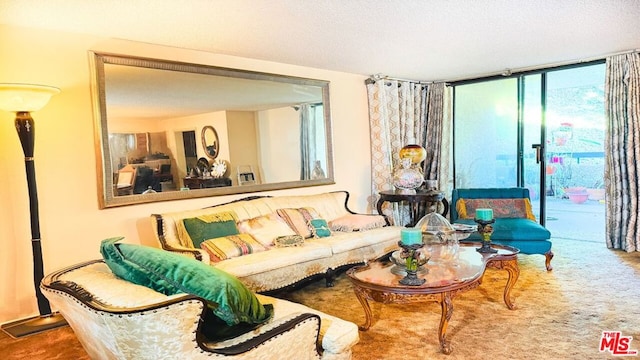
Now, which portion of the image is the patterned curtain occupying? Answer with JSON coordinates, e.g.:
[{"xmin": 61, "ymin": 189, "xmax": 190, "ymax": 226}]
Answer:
[
  {"xmin": 299, "ymin": 103, "xmax": 321, "ymax": 180},
  {"xmin": 423, "ymin": 84, "xmax": 451, "ymax": 193},
  {"xmin": 366, "ymin": 78, "xmax": 447, "ymax": 225},
  {"xmin": 605, "ymin": 53, "xmax": 640, "ymax": 252},
  {"xmin": 436, "ymin": 86, "xmax": 454, "ymax": 205}
]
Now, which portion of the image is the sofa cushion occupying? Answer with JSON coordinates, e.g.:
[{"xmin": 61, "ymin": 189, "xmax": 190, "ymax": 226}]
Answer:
[
  {"xmin": 310, "ymin": 218, "xmax": 332, "ymax": 238},
  {"xmin": 99, "ymin": 237, "xmax": 273, "ymax": 331},
  {"xmin": 310, "ymin": 226, "xmax": 401, "ymax": 255},
  {"xmin": 200, "ymin": 234, "xmax": 267, "ymax": 262},
  {"xmin": 176, "ymin": 211, "xmax": 240, "ymax": 248},
  {"xmin": 262, "ymin": 192, "xmax": 352, "ymax": 221},
  {"xmin": 275, "ymin": 207, "xmax": 320, "ymax": 238},
  {"xmin": 329, "ymin": 214, "xmax": 386, "ymax": 232},
  {"xmin": 455, "ymin": 198, "xmax": 536, "ymax": 221},
  {"xmin": 213, "ymin": 242, "xmax": 333, "ymax": 278},
  {"xmin": 151, "ymin": 192, "xmax": 353, "ymax": 252},
  {"xmin": 454, "ymin": 218, "xmax": 550, "ymax": 241},
  {"xmin": 237, "ymin": 213, "xmax": 297, "ymax": 247}
]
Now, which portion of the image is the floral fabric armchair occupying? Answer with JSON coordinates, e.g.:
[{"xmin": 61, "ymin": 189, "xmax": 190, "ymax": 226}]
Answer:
[{"xmin": 41, "ymin": 259, "xmax": 358, "ymax": 359}]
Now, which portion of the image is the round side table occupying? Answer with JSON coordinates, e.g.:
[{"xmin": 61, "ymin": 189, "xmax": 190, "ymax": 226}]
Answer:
[{"xmin": 376, "ymin": 190, "xmax": 449, "ymax": 227}]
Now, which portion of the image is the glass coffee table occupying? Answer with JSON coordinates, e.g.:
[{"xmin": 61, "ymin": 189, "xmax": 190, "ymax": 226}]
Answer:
[{"xmin": 346, "ymin": 242, "xmax": 519, "ymax": 355}]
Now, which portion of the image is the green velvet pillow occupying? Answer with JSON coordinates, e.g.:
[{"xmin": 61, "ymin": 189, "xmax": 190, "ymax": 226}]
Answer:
[
  {"xmin": 309, "ymin": 218, "xmax": 332, "ymax": 238},
  {"xmin": 178, "ymin": 211, "xmax": 240, "ymax": 248},
  {"xmin": 100, "ymin": 237, "xmax": 273, "ymax": 339}
]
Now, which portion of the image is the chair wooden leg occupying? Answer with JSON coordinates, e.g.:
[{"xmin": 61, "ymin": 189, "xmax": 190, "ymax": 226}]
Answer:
[
  {"xmin": 544, "ymin": 250, "xmax": 554, "ymax": 271},
  {"xmin": 325, "ymin": 268, "xmax": 335, "ymax": 287}
]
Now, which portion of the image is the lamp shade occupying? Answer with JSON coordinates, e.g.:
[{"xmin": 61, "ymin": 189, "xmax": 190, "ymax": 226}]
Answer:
[
  {"xmin": 399, "ymin": 144, "xmax": 427, "ymax": 164},
  {"xmin": 0, "ymin": 83, "xmax": 60, "ymax": 112}
]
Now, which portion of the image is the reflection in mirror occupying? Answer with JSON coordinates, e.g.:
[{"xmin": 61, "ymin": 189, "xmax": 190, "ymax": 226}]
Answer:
[
  {"xmin": 92, "ymin": 52, "xmax": 334, "ymax": 208},
  {"xmin": 201, "ymin": 126, "xmax": 219, "ymax": 159}
]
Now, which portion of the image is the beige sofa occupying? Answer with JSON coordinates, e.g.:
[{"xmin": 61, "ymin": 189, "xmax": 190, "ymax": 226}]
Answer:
[
  {"xmin": 151, "ymin": 191, "xmax": 403, "ymax": 292},
  {"xmin": 42, "ymin": 260, "xmax": 359, "ymax": 359}
]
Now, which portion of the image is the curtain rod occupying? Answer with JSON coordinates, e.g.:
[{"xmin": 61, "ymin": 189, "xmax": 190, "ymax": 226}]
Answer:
[
  {"xmin": 292, "ymin": 102, "xmax": 322, "ymax": 110},
  {"xmin": 368, "ymin": 48, "xmax": 640, "ymax": 85},
  {"xmin": 447, "ymin": 48, "xmax": 640, "ymax": 84},
  {"xmin": 365, "ymin": 73, "xmax": 436, "ymax": 85}
]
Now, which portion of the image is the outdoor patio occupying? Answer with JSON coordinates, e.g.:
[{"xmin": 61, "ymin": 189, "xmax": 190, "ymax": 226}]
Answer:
[{"xmin": 535, "ymin": 196, "xmax": 605, "ymax": 243}]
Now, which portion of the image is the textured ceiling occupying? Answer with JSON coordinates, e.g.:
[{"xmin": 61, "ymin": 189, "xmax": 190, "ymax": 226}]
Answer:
[{"xmin": 1, "ymin": 0, "xmax": 639, "ymax": 81}]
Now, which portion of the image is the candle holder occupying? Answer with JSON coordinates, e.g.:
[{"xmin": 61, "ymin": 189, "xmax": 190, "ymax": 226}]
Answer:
[
  {"xmin": 474, "ymin": 218, "xmax": 498, "ymax": 253},
  {"xmin": 397, "ymin": 241, "xmax": 427, "ymax": 286}
]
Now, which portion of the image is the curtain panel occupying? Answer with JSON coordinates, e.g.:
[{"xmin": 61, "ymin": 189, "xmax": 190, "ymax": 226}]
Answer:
[
  {"xmin": 366, "ymin": 79, "xmax": 447, "ymax": 225},
  {"xmin": 605, "ymin": 53, "xmax": 640, "ymax": 252}
]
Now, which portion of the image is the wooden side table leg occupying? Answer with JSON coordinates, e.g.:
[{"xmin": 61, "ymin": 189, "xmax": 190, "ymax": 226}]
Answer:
[
  {"xmin": 438, "ymin": 293, "xmax": 454, "ymax": 354},
  {"xmin": 353, "ymin": 287, "xmax": 373, "ymax": 330},
  {"xmin": 376, "ymin": 198, "xmax": 389, "ymax": 225}
]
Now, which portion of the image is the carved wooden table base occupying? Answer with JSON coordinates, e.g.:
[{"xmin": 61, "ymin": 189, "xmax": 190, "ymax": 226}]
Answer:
[
  {"xmin": 353, "ymin": 280, "xmax": 482, "ymax": 354},
  {"xmin": 347, "ymin": 243, "xmax": 520, "ymax": 355},
  {"xmin": 486, "ymin": 257, "xmax": 520, "ymax": 310}
]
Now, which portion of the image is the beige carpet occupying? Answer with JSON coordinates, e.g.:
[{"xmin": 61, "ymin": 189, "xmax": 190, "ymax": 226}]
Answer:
[
  {"xmin": 281, "ymin": 237, "xmax": 640, "ymax": 360},
  {"xmin": 2, "ymin": 237, "xmax": 639, "ymax": 359}
]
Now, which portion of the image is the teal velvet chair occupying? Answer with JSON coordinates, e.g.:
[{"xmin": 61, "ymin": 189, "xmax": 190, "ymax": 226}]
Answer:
[{"xmin": 450, "ymin": 187, "xmax": 553, "ymax": 270}]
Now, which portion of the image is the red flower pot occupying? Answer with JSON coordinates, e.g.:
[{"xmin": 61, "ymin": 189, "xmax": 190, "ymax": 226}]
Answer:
[{"xmin": 567, "ymin": 192, "xmax": 589, "ymax": 204}]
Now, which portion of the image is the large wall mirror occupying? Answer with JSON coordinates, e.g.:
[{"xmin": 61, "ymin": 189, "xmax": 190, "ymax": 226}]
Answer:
[{"xmin": 91, "ymin": 52, "xmax": 334, "ymax": 208}]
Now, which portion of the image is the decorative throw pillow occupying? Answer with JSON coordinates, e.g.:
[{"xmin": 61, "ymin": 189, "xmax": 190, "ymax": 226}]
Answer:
[
  {"xmin": 275, "ymin": 207, "xmax": 320, "ymax": 238},
  {"xmin": 328, "ymin": 214, "xmax": 386, "ymax": 232},
  {"xmin": 176, "ymin": 211, "xmax": 240, "ymax": 249},
  {"xmin": 309, "ymin": 218, "xmax": 332, "ymax": 238},
  {"xmin": 456, "ymin": 198, "xmax": 536, "ymax": 220},
  {"xmin": 99, "ymin": 237, "xmax": 273, "ymax": 340},
  {"xmin": 274, "ymin": 234, "xmax": 305, "ymax": 248},
  {"xmin": 200, "ymin": 234, "xmax": 267, "ymax": 262},
  {"xmin": 237, "ymin": 213, "xmax": 297, "ymax": 247}
]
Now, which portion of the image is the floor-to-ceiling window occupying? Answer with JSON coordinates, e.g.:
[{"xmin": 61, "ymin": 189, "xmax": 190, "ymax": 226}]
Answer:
[
  {"xmin": 452, "ymin": 78, "xmax": 519, "ymax": 189},
  {"xmin": 452, "ymin": 62, "xmax": 605, "ymax": 238}
]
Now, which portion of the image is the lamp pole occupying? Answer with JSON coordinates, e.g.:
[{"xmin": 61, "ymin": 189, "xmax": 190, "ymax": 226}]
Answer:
[
  {"xmin": 16, "ymin": 111, "xmax": 51, "ymax": 315},
  {"xmin": 0, "ymin": 83, "xmax": 66, "ymax": 337}
]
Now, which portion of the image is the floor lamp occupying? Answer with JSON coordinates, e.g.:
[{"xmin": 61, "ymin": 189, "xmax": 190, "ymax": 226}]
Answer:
[{"xmin": 0, "ymin": 84, "xmax": 68, "ymax": 338}]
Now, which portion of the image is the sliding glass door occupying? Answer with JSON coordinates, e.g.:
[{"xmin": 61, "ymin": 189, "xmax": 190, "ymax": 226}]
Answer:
[
  {"xmin": 453, "ymin": 62, "xmax": 605, "ymax": 226},
  {"xmin": 522, "ymin": 74, "xmax": 543, "ymax": 221}
]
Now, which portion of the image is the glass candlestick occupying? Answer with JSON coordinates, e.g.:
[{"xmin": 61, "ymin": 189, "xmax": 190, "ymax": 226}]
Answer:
[
  {"xmin": 397, "ymin": 241, "xmax": 427, "ymax": 286},
  {"xmin": 474, "ymin": 218, "xmax": 498, "ymax": 253}
]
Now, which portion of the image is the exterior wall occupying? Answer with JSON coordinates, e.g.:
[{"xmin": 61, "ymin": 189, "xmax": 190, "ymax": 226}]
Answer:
[{"xmin": 0, "ymin": 24, "xmax": 372, "ymax": 324}]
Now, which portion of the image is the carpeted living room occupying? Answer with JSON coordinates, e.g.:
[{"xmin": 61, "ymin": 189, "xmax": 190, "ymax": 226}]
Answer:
[
  {"xmin": 2, "ymin": 236, "xmax": 640, "ymax": 359},
  {"xmin": 2, "ymin": 1, "xmax": 640, "ymax": 359}
]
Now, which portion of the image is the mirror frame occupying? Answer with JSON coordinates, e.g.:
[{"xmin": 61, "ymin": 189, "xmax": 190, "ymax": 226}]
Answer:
[
  {"xmin": 201, "ymin": 125, "xmax": 220, "ymax": 160},
  {"xmin": 91, "ymin": 52, "xmax": 335, "ymax": 209}
]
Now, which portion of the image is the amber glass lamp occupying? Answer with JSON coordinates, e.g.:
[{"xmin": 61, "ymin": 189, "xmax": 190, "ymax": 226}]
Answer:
[
  {"xmin": 392, "ymin": 144, "xmax": 427, "ymax": 194},
  {"xmin": 399, "ymin": 144, "xmax": 427, "ymax": 165}
]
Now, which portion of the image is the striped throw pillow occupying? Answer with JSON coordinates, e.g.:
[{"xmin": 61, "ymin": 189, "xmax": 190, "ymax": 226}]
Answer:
[{"xmin": 200, "ymin": 234, "xmax": 266, "ymax": 262}]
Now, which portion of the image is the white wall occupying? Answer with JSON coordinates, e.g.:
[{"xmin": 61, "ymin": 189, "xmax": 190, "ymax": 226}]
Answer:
[
  {"xmin": 227, "ymin": 110, "xmax": 260, "ymax": 185},
  {"xmin": 0, "ymin": 24, "xmax": 373, "ymax": 324},
  {"xmin": 258, "ymin": 106, "xmax": 300, "ymax": 183}
]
